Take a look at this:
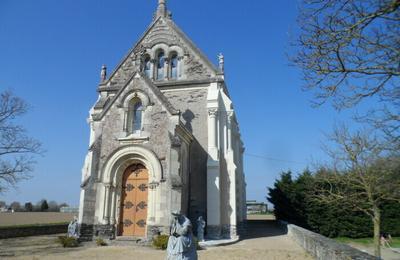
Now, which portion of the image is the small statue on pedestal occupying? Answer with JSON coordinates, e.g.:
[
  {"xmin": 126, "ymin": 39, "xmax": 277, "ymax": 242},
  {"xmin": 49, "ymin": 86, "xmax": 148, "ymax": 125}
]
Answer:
[
  {"xmin": 100, "ymin": 64, "xmax": 107, "ymax": 82},
  {"xmin": 67, "ymin": 216, "xmax": 79, "ymax": 239},
  {"xmin": 197, "ymin": 216, "xmax": 206, "ymax": 242}
]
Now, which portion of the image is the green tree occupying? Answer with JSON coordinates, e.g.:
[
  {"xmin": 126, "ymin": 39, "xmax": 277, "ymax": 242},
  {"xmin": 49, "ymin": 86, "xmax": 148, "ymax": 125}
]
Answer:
[
  {"xmin": 24, "ymin": 202, "xmax": 33, "ymax": 212},
  {"xmin": 40, "ymin": 199, "xmax": 49, "ymax": 212}
]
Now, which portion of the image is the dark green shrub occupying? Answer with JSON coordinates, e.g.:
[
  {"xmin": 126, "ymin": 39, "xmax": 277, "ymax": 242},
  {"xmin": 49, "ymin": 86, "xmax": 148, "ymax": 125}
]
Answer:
[
  {"xmin": 193, "ymin": 236, "xmax": 202, "ymax": 250},
  {"xmin": 57, "ymin": 236, "xmax": 79, "ymax": 248},
  {"xmin": 152, "ymin": 235, "xmax": 169, "ymax": 250},
  {"xmin": 96, "ymin": 238, "xmax": 107, "ymax": 246},
  {"xmin": 268, "ymin": 169, "xmax": 400, "ymax": 238}
]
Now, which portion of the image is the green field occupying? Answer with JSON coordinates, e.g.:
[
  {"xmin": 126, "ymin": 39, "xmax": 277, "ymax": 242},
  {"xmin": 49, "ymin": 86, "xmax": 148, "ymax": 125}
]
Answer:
[{"xmin": 335, "ymin": 237, "xmax": 400, "ymax": 248}]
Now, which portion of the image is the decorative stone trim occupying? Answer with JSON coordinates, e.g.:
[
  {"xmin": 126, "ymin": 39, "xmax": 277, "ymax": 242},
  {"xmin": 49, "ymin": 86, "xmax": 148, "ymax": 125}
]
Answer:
[{"xmin": 118, "ymin": 135, "xmax": 150, "ymax": 145}]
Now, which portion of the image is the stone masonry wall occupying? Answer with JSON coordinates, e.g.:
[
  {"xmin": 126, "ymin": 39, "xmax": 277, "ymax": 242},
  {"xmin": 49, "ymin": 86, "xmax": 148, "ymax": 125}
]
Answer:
[
  {"xmin": 288, "ymin": 224, "xmax": 376, "ymax": 260},
  {"xmin": 0, "ymin": 224, "xmax": 68, "ymax": 239},
  {"xmin": 98, "ymin": 78, "xmax": 171, "ymax": 175},
  {"xmin": 162, "ymin": 86, "xmax": 208, "ymax": 226}
]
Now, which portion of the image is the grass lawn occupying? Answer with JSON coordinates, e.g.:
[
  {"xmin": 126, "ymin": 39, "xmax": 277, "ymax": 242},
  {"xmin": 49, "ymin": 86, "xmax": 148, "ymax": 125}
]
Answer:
[{"xmin": 335, "ymin": 237, "xmax": 400, "ymax": 248}]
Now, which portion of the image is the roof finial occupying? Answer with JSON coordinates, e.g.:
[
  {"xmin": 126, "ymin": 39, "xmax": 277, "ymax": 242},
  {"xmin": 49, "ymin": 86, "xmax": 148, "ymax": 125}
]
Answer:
[
  {"xmin": 218, "ymin": 53, "xmax": 224, "ymax": 72},
  {"xmin": 157, "ymin": 0, "xmax": 167, "ymax": 18}
]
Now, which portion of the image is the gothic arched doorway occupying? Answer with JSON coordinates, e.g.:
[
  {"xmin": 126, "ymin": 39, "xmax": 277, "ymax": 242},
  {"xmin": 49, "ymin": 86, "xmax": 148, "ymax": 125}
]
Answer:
[{"xmin": 119, "ymin": 163, "xmax": 149, "ymax": 237}]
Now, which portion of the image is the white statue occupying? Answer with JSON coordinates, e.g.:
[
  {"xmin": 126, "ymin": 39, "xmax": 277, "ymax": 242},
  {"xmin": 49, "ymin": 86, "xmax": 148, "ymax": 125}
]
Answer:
[
  {"xmin": 67, "ymin": 216, "xmax": 79, "ymax": 239},
  {"xmin": 197, "ymin": 216, "xmax": 205, "ymax": 242},
  {"xmin": 100, "ymin": 64, "xmax": 107, "ymax": 82},
  {"xmin": 167, "ymin": 211, "xmax": 197, "ymax": 260}
]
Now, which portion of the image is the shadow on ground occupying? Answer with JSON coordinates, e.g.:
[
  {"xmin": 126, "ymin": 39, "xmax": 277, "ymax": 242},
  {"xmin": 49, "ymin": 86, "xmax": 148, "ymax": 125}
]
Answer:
[{"xmin": 242, "ymin": 219, "xmax": 288, "ymax": 240}]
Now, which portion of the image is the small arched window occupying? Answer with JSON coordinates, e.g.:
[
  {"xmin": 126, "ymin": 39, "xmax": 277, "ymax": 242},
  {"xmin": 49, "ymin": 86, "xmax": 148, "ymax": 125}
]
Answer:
[
  {"xmin": 144, "ymin": 56, "xmax": 151, "ymax": 78},
  {"xmin": 128, "ymin": 98, "xmax": 143, "ymax": 133},
  {"xmin": 156, "ymin": 51, "xmax": 165, "ymax": 80},
  {"xmin": 170, "ymin": 53, "xmax": 178, "ymax": 79},
  {"xmin": 133, "ymin": 101, "xmax": 143, "ymax": 132}
]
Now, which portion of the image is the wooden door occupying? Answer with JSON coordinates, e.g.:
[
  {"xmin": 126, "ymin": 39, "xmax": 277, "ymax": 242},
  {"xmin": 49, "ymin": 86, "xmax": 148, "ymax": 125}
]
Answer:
[{"xmin": 119, "ymin": 164, "xmax": 149, "ymax": 237}]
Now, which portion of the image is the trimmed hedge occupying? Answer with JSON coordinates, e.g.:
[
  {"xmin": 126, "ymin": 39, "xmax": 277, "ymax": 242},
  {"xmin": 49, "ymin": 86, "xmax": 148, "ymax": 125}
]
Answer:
[{"xmin": 268, "ymin": 171, "xmax": 400, "ymax": 238}]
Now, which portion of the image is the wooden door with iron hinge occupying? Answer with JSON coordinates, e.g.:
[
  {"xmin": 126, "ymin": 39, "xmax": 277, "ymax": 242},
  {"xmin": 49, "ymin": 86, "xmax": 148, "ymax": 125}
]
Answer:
[{"xmin": 119, "ymin": 164, "xmax": 149, "ymax": 237}]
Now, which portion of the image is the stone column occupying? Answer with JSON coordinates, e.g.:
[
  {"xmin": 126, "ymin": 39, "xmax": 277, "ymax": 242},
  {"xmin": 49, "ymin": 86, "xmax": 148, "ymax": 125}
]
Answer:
[
  {"xmin": 103, "ymin": 183, "xmax": 111, "ymax": 224},
  {"xmin": 110, "ymin": 186, "xmax": 116, "ymax": 225},
  {"xmin": 227, "ymin": 114, "xmax": 237, "ymax": 238},
  {"xmin": 207, "ymin": 109, "xmax": 221, "ymax": 239},
  {"xmin": 164, "ymin": 58, "xmax": 169, "ymax": 80},
  {"xmin": 150, "ymin": 59, "xmax": 157, "ymax": 80},
  {"xmin": 208, "ymin": 109, "xmax": 218, "ymax": 159},
  {"xmin": 178, "ymin": 56, "xmax": 184, "ymax": 79},
  {"xmin": 227, "ymin": 112, "xmax": 232, "ymax": 150}
]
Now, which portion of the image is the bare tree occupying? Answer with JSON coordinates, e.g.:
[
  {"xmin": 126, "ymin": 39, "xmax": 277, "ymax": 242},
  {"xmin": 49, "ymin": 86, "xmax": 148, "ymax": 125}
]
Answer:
[
  {"xmin": 0, "ymin": 91, "xmax": 42, "ymax": 192},
  {"xmin": 314, "ymin": 125, "xmax": 400, "ymax": 257},
  {"xmin": 10, "ymin": 201, "xmax": 21, "ymax": 211},
  {"xmin": 292, "ymin": 0, "xmax": 400, "ymax": 145}
]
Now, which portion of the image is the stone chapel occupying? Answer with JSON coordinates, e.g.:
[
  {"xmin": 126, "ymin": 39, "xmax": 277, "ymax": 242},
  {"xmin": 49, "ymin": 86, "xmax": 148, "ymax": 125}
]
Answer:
[{"xmin": 78, "ymin": 0, "xmax": 246, "ymax": 240}]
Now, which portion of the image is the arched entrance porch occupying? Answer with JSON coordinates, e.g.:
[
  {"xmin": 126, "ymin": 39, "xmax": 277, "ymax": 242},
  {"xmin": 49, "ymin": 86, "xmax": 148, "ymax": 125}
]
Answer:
[{"xmin": 98, "ymin": 146, "xmax": 163, "ymax": 238}]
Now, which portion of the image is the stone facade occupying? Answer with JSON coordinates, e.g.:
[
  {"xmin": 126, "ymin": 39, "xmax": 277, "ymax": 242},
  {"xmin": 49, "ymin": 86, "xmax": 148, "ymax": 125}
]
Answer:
[{"xmin": 78, "ymin": 0, "xmax": 246, "ymax": 241}]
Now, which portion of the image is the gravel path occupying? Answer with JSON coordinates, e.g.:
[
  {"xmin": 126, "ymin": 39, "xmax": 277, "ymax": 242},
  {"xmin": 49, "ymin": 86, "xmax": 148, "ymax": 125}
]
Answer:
[{"xmin": 0, "ymin": 219, "xmax": 311, "ymax": 260}]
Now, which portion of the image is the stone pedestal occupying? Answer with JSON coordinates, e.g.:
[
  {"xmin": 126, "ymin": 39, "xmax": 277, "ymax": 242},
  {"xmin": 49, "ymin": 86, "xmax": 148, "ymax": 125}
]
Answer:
[{"xmin": 206, "ymin": 225, "xmax": 221, "ymax": 240}]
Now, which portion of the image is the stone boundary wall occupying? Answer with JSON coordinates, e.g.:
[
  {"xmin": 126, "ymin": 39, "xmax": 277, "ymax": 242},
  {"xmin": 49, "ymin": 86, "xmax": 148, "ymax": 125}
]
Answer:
[
  {"xmin": 0, "ymin": 224, "xmax": 68, "ymax": 239},
  {"xmin": 287, "ymin": 224, "xmax": 376, "ymax": 260}
]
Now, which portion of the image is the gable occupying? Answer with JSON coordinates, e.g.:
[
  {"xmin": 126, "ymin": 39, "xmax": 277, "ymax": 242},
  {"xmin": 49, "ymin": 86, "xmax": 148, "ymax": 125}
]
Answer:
[
  {"xmin": 93, "ymin": 72, "xmax": 179, "ymax": 121},
  {"xmin": 103, "ymin": 16, "xmax": 218, "ymax": 89}
]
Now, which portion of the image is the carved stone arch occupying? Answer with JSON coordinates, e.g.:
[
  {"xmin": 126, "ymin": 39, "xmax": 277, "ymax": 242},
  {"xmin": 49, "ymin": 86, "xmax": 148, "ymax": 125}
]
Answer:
[
  {"xmin": 119, "ymin": 89, "xmax": 151, "ymax": 109},
  {"xmin": 168, "ymin": 46, "xmax": 184, "ymax": 58},
  {"xmin": 101, "ymin": 145, "xmax": 163, "ymax": 185},
  {"xmin": 150, "ymin": 43, "xmax": 169, "ymax": 58},
  {"xmin": 99, "ymin": 145, "xmax": 163, "ymax": 228}
]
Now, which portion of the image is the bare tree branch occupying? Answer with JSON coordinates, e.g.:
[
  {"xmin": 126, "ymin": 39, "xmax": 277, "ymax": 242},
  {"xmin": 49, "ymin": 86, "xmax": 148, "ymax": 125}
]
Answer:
[
  {"xmin": 0, "ymin": 91, "xmax": 42, "ymax": 192},
  {"xmin": 292, "ymin": 0, "xmax": 400, "ymax": 147}
]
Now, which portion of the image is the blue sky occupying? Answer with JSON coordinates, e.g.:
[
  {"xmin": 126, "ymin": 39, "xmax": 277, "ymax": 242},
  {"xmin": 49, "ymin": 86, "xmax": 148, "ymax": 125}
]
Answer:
[{"xmin": 0, "ymin": 0, "xmax": 356, "ymax": 206}]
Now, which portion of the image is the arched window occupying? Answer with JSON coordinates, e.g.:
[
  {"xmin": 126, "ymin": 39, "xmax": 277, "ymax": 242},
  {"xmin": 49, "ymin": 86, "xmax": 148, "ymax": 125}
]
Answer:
[
  {"xmin": 128, "ymin": 98, "xmax": 143, "ymax": 133},
  {"xmin": 133, "ymin": 100, "xmax": 143, "ymax": 132},
  {"xmin": 156, "ymin": 51, "xmax": 165, "ymax": 80},
  {"xmin": 144, "ymin": 56, "xmax": 151, "ymax": 78},
  {"xmin": 170, "ymin": 53, "xmax": 178, "ymax": 79}
]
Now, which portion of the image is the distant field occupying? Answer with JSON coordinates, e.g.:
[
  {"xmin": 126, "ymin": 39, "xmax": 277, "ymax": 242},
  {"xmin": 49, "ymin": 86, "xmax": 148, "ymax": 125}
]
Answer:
[
  {"xmin": 247, "ymin": 214, "xmax": 275, "ymax": 220},
  {"xmin": 0, "ymin": 212, "xmax": 77, "ymax": 227}
]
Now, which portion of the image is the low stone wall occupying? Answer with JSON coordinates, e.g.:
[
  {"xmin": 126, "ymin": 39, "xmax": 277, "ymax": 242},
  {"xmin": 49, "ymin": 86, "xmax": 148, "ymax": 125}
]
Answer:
[
  {"xmin": 287, "ymin": 224, "xmax": 376, "ymax": 260},
  {"xmin": 0, "ymin": 224, "xmax": 68, "ymax": 239}
]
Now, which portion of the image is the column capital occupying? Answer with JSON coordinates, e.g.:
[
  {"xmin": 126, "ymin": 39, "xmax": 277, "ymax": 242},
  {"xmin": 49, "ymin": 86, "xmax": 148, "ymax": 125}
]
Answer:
[{"xmin": 208, "ymin": 109, "xmax": 218, "ymax": 117}]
